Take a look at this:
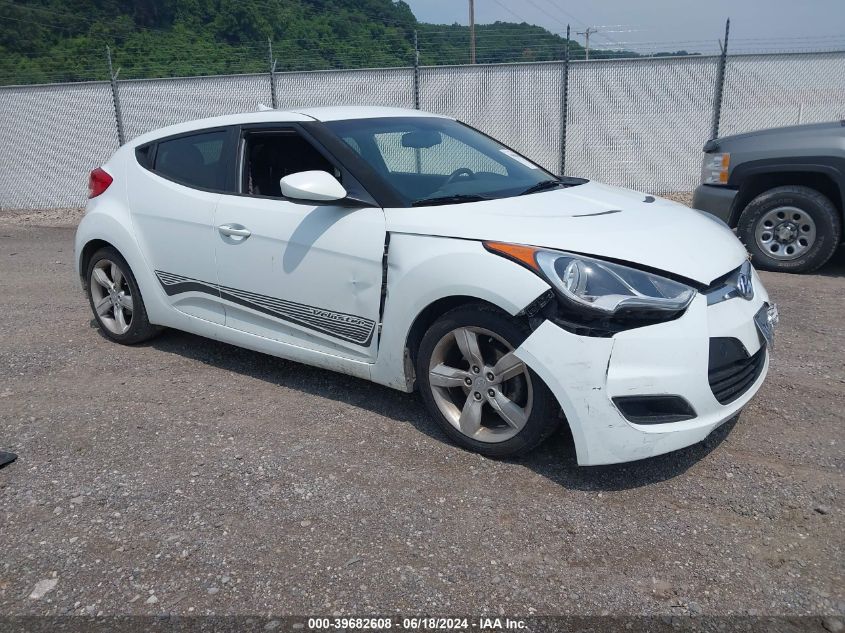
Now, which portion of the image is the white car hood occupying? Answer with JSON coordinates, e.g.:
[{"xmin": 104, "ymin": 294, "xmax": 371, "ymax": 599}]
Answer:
[{"xmin": 385, "ymin": 181, "xmax": 748, "ymax": 285}]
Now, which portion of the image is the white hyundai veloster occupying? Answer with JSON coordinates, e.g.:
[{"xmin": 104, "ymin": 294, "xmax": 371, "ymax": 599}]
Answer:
[{"xmin": 76, "ymin": 106, "xmax": 778, "ymax": 465}]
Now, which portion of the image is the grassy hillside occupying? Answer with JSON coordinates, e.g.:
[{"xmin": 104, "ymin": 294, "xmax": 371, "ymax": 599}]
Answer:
[{"xmin": 0, "ymin": 0, "xmax": 673, "ymax": 85}]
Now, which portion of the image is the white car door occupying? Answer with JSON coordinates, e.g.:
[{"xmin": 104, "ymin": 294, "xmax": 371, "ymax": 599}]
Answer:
[
  {"xmin": 213, "ymin": 125, "xmax": 386, "ymax": 361},
  {"xmin": 128, "ymin": 128, "xmax": 233, "ymax": 325}
]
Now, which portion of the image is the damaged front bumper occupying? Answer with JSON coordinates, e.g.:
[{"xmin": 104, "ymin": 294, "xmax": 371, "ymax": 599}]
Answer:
[{"xmin": 514, "ymin": 269, "xmax": 772, "ymax": 466}]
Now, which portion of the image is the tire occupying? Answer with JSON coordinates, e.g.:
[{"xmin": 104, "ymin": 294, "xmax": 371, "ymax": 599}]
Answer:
[
  {"xmin": 416, "ymin": 304, "xmax": 559, "ymax": 458},
  {"xmin": 737, "ymin": 185, "xmax": 841, "ymax": 273},
  {"xmin": 85, "ymin": 247, "xmax": 161, "ymax": 344}
]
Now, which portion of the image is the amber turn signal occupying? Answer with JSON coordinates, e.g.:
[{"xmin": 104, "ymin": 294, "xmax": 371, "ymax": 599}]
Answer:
[{"xmin": 483, "ymin": 241, "xmax": 541, "ymax": 271}]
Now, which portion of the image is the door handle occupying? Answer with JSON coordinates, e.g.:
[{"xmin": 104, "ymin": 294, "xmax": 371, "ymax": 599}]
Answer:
[{"xmin": 218, "ymin": 224, "xmax": 251, "ymax": 239}]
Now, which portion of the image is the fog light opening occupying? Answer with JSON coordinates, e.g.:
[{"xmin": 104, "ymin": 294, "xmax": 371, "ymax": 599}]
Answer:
[{"xmin": 612, "ymin": 395, "xmax": 697, "ymax": 425}]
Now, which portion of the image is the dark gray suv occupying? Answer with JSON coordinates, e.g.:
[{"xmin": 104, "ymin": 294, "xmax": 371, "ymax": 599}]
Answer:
[{"xmin": 693, "ymin": 121, "xmax": 844, "ymax": 273}]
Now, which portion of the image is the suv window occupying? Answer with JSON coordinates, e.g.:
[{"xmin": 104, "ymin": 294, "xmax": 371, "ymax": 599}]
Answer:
[
  {"xmin": 153, "ymin": 130, "xmax": 227, "ymax": 190},
  {"xmin": 242, "ymin": 130, "xmax": 339, "ymax": 197}
]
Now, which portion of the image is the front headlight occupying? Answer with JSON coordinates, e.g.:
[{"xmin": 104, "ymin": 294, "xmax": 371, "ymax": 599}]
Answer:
[
  {"xmin": 484, "ymin": 242, "xmax": 695, "ymax": 321},
  {"xmin": 535, "ymin": 251, "xmax": 695, "ymax": 315},
  {"xmin": 701, "ymin": 152, "xmax": 730, "ymax": 185}
]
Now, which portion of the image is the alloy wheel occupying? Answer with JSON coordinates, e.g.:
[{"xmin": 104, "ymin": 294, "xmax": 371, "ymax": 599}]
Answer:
[
  {"xmin": 90, "ymin": 259, "xmax": 134, "ymax": 335},
  {"xmin": 427, "ymin": 326, "xmax": 533, "ymax": 443}
]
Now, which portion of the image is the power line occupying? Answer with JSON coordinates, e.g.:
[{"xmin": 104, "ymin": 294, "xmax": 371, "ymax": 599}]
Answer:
[
  {"xmin": 576, "ymin": 27, "xmax": 599, "ymax": 60},
  {"xmin": 488, "ymin": 0, "xmax": 534, "ymax": 24},
  {"xmin": 530, "ymin": 0, "xmax": 629, "ymax": 48},
  {"xmin": 530, "ymin": 0, "xmax": 622, "ymax": 50},
  {"xmin": 521, "ymin": 0, "xmax": 570, "ymax": 32},
  {"xmin": 0, "ymin": 13, "xmax": 82, "ymax": 32},
  {"xmin": 535, "ymin": 0, "xmax": 587, "ymax": 28}
]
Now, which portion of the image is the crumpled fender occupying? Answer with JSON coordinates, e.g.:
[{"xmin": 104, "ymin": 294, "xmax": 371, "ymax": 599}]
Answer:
[{"xmin": 369, "ymin": 233, "xmax": 550, "ymax": 391}]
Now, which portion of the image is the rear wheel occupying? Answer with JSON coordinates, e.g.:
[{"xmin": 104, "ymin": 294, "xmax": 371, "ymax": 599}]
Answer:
[
  {"xmin": 737, "ymin": 185, "xmax": 840, "ymax": 273},
  {"xmin": 416, "ymin": 305, "xmax": 559, "ymax": 458},
  {"xmin": 86, "ymin": 247, "xmax": 160, "ymax": 344}
]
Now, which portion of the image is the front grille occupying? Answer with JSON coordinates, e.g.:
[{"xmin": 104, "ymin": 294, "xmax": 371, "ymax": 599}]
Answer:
[
  {"xmin": 701, "ymin": 266, "xmax": 739, "ymax": 294},
  {"xmin": 708, "ymin": 338, "xmax": 766, "ymax": 405},
  {"xmin": 703, "ymin": 262, "xmax": 753, "ymax": 306}
]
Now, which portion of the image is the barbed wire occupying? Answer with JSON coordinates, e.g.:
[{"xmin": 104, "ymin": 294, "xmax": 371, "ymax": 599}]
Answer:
[
  {"xmin": 3, "ymin": 49, "xmax": 844, "ymax": 87},
  {"xmin": 4, "ymin": 46, "xmax": 844, "ymax": 86}
]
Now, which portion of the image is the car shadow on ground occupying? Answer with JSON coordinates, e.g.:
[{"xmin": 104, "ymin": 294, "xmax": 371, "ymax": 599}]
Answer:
[
  {"xmin": 522, "ymin": 416, "xmax": 737, "ymax": 490},
  {"xmin": 101, "ymin": 326, "xmax": 737, "ymax": 492},
  {"xmin": 816, "ymin": 245, "xmax": 845, "ymax": 278}
]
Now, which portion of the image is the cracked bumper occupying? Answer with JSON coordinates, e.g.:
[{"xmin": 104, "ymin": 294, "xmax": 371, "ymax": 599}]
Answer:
[{"xmin": 514, "ymin": 270, "xmax": 771, "ymax": 466}]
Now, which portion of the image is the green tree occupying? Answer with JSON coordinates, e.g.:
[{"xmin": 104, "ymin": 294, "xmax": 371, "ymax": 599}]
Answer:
[{"xmin": 0, "ymin": 0, "xmax": 676, "ymax": 85}]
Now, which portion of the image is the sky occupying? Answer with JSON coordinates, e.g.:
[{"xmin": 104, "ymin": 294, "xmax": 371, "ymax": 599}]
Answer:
[{"xmin": 403, "ymin": 0, "xmax": 845, "ymax": 55}]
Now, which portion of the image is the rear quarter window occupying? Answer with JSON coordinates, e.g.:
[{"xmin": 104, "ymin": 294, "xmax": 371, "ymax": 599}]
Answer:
[
  {"xmin": 135, "ymin": 143, "xmax": 154, "ymax": 169},
  {"xmin": 150, "ymin": 130, "xmax": 228, "ymax": 191}
]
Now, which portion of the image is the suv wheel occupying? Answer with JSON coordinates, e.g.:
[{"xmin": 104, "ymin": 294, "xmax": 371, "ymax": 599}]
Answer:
[
  {"xmin": 737, "ymin": 185, "xmax": 840, "ymax": 273},
  {"xmin": 86, "ymin": 247, "xmax": 160, "ymax": 344},
  {"xmin": 416, "ymin": 304, "xmax": 559, "ymax": 458}
]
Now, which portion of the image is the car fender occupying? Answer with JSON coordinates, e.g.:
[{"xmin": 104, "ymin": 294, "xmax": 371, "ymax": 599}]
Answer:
[
  {"xmin": 74, "ymin": 202, "xmax": 174, "ymax": 327},
  {"xmin": 728, "ymin": 157, "xmax": 845, "ymax": 225},
  {"xmin": 729, "ymin": 157, "xmax": 845, "ymax": 190},
  {"xmin": 370, "ymin": 233, "xmax": 550, "ymax": 391}
]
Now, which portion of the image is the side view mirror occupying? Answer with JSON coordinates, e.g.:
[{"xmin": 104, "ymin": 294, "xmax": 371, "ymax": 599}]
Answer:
[{"xmin": 280, "ymin": 170, "xmax": 347, "ymax": 203}]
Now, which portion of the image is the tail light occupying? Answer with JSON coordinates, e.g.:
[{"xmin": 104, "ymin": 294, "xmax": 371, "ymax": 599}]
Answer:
[{"xmin": 88, "ymin": 167, "xmax": 113, "ymax": 198}]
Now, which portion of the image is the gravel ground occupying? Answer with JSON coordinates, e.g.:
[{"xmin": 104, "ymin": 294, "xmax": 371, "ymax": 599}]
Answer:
[
  {"xmin": 660, "ymin": 191, "xmax": 694, "ymax": 207},
  {"xmin": 0, "ymin": 208, "xmax": 843, "ymax": 621}
]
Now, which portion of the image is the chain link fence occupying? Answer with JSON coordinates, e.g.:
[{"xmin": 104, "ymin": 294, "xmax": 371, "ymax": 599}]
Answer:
[
  {"xmin": 0, "ymin": 81, "xmax": 118, "ymax": 210},
  {"xmin": 275, "ymin": 67, "xmax": 415, "ymax": 111},
  {"xmin": 567, "ymin": 55, "xmax": 719, "ymax": 194},
  {"xmin": 720, "ymin": 51, "xmax": 845, "ymax": 137},
  {"xmin": 120, "ymin": 73, "xmax": 271, "ymax": 140},
  {"xmin": 420, "ymin": 62, "xmax": 564, "ymax": 173},
  {"xmin": 1, "ymin": 50, "xmax": 844, "ymax": 210}
]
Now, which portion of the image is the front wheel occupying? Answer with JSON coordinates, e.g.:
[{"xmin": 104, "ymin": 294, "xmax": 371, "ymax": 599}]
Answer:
[
  {"xmin": 416, "ymin": 305, "xmax": 559, "ymax": 458},
  {"xmin": 737, "ymin": 185, "xmax": 841, "ymax": 273}
]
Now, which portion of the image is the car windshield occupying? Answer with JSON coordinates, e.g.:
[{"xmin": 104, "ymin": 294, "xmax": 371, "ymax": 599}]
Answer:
[{"xmin": 323, "ymin": 117, "xmax": 582, "ymax": 207}]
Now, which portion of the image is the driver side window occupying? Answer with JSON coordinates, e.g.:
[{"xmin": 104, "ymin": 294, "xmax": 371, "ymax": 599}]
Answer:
[
  {"xmin": 242, "ymin": 130, "xmax": 340, "ymax": 197},
  {"xmin": 373, "ymin": 132, "xmax": 507, "ymax": 176}
]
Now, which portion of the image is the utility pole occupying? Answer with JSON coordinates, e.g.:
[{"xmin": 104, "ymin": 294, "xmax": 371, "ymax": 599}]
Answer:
[
  {"xmin": 468, "ymin": 0, "xmax": 476, "ymax": 64},
  {"xmin": 576, "ymin": 26, "xmax": 598, "ymax": 60}
]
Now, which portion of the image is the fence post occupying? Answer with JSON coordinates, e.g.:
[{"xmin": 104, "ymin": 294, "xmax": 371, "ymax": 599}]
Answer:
[
  {"xmin": 268, "ymin": 38, "xmax": 278, "ymax": 109},
  {"xmin": 559, "ymin": 25, "xmax": 571, "ymax": 176},
  {"xmin": 710, "ymin": 18, "xmax": 730, "ymax": 140},
  {"xmin": 106, "ymin": 46, "xmax": 125, "ymax": 146},
  {"xmin": 413, "ymin": 29, "xmax": 421, "ymax": 109}
]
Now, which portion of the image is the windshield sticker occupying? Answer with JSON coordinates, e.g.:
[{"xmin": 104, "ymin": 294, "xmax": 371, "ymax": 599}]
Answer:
[{"xmin": 499, "ymin": 149, "xmax": 539, "ymax": 169}]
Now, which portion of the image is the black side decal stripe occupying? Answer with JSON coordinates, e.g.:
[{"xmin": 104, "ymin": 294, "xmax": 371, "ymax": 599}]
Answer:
[
  {"xmin": 154, "ymin": 270, "xmax": 375, "ymax": 346},
  {"xmin": 217, "ymin": 286, "xmax": 372, "ymax": 337}
]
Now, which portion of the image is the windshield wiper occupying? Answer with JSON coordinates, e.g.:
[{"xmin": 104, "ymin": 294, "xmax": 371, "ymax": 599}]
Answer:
[
  {"xmin": 411, "ymin": 194, "xmax": 491, "ymax": 207},
  {"xmin": 518, "ymin": 179, "xmax": 565, "ymax": 196}
]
